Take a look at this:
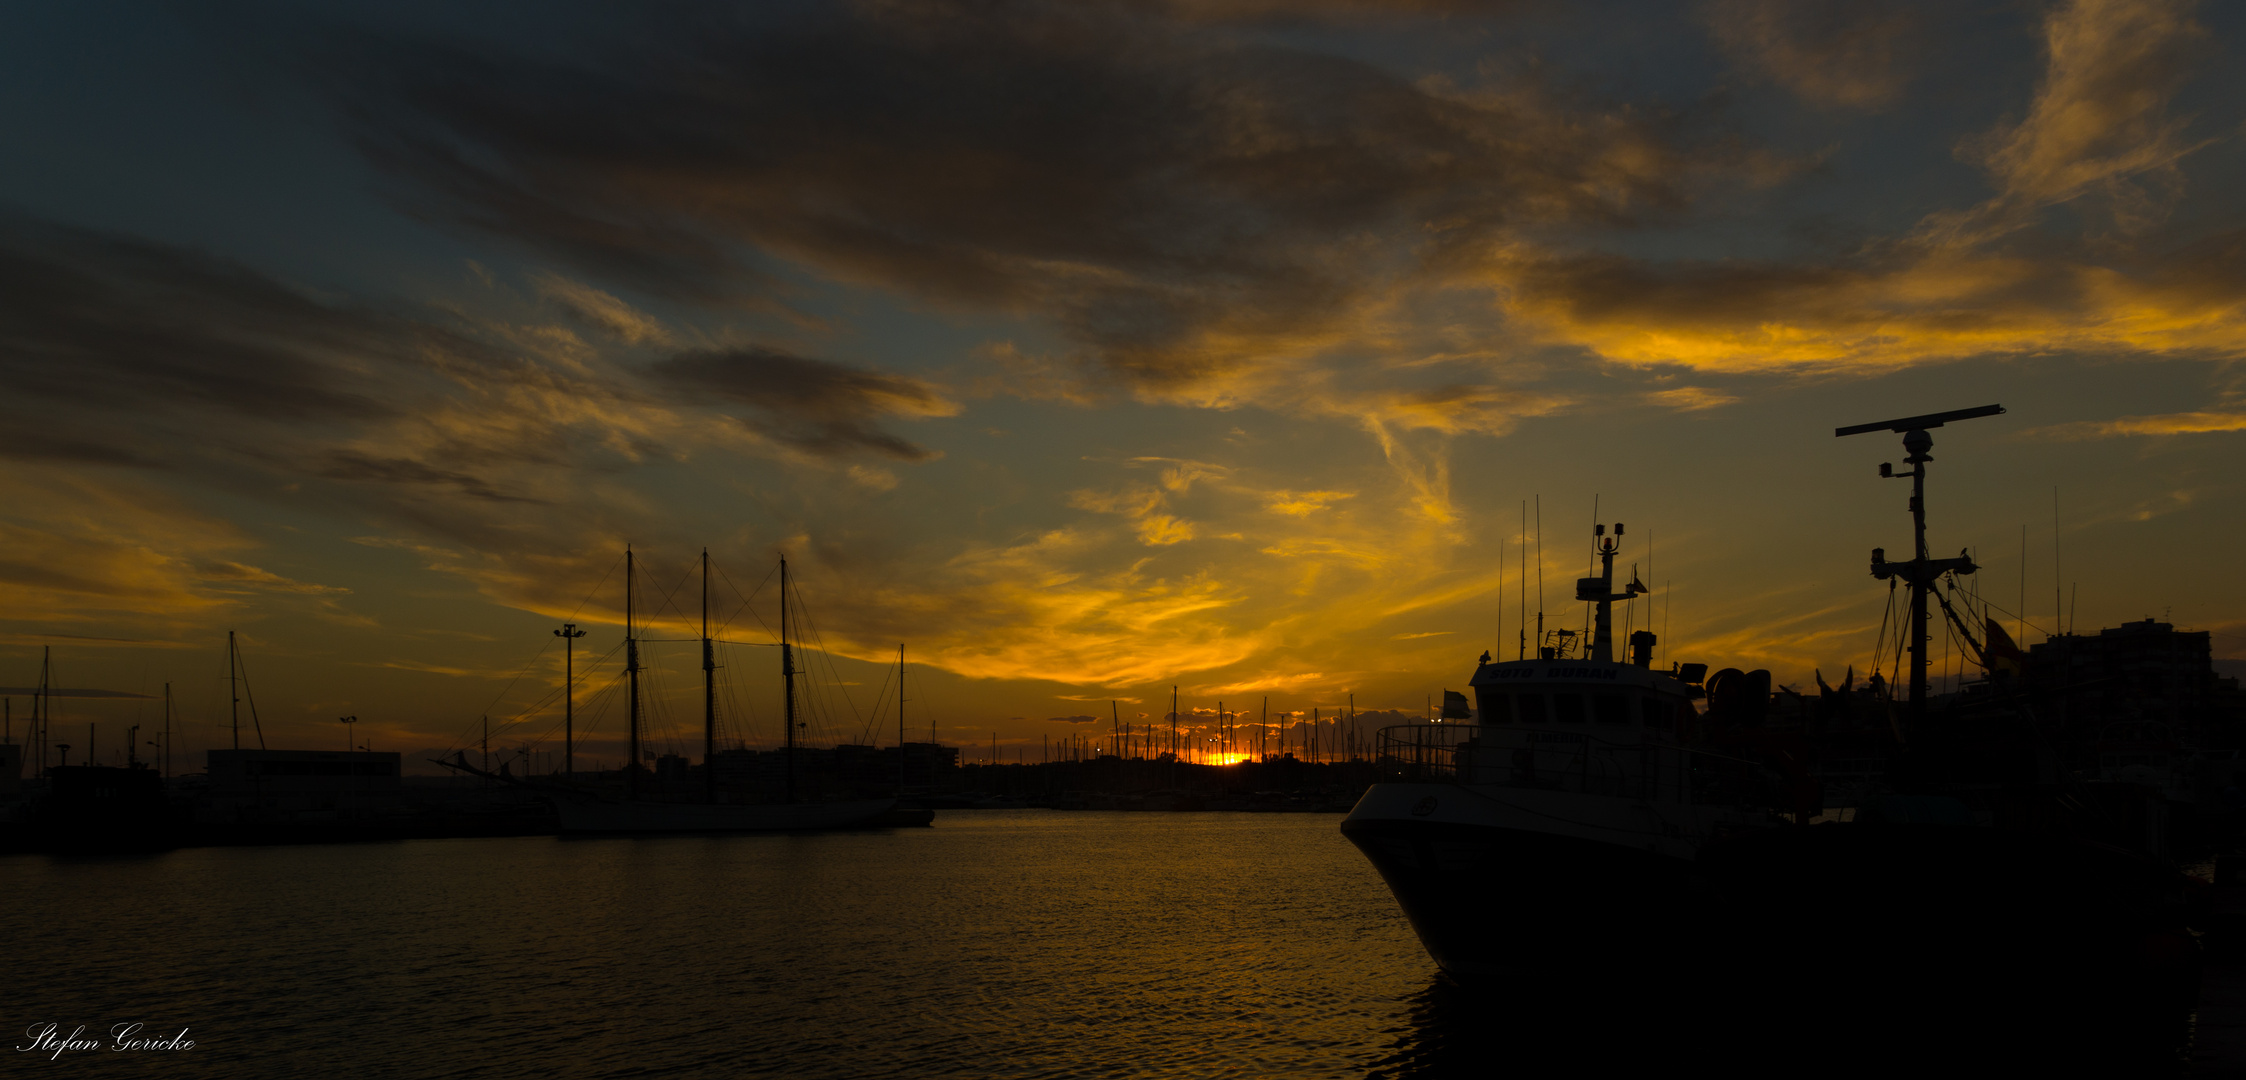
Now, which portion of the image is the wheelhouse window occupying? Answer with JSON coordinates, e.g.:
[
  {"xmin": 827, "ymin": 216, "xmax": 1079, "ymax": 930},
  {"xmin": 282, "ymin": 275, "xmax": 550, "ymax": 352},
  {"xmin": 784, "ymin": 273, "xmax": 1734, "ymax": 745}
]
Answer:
[
  {"xmin": 1640, "ymin": 698, "xmax": 1672, "ymax": 730},
  {"xmin": 1478, "ymin": 691, "xmax": 1511, "ymax": 724},
  {"xmin": 1517, "ymin": 693, "xmax": 1547, "ymax": 724},
  {"xmin": 1552, "ymin": 693, "xmax": 1586, "ymax": 724},
  {"xmin": 1592, "ymin": 694, "xmax": 1628, "ymax": 724}
]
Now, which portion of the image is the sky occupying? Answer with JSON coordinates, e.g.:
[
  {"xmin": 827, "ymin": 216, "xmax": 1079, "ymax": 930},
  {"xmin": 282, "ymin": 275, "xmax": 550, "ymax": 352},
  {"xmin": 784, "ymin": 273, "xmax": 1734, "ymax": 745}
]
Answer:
[{"xmin": 3, "ymin": 0, "xmax": 2243, "ymax": 772}]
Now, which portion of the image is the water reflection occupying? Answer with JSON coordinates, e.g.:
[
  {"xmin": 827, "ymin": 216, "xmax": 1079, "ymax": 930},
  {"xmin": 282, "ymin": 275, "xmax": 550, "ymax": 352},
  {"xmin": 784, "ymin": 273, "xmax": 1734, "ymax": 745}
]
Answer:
[{"xmin": 0, "ymin": 812, "xmax": 2202, "ymax": 1077}]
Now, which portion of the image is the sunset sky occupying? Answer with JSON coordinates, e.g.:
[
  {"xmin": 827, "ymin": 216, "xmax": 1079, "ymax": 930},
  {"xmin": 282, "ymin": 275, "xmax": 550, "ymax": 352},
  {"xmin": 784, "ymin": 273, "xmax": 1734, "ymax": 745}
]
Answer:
[{"xmin": 4, "ymin": 0, "xmax": 2243, "ymax": 771}]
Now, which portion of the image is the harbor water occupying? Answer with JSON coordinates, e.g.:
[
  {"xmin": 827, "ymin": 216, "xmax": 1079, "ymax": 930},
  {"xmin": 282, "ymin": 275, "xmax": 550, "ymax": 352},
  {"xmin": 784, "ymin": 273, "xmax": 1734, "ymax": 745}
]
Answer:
[
  {"xmin": 3, "ymin": 810, "xmax": 2197, "ymax": 1076},
  {"xmin": 8, "ymin": 812, "xmax": 1468, "ymax": 1078}
]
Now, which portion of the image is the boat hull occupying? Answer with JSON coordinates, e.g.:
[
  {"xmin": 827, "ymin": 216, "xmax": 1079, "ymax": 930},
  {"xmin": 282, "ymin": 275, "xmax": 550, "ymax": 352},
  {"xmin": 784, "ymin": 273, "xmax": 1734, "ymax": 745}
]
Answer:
[
  {"xmin": 1340, "ymin": 782, "xmax": 1734, "ymax": 980},
  {"xmin": 553, "ymin": 798, "xmax": 909, "ymax": 833},
  {"xmin": 1700, "ymin": 822, "xmax": 2203, "ymax": 1022}
]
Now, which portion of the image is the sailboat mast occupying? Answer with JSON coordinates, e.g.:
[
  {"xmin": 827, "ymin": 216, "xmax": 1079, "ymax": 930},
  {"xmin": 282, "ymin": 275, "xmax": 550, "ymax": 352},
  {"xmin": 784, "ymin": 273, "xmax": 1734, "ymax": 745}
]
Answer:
[
  {"xmin": 162, "ymin": 682, "xmax": 173, "ymax": 779},
  {"xmin": 37, "ymin": 646, "xmax": 50, "ymax": 774},
  {"xmin": 889, "ymin": 642, "xmax": 898, "ymax": 785},
  {"xmin": 703, "ymin": 548, "xmax": 715, "ymax": 803},
  {"xmin": 228, "ymin": 631, "xmax": 239, "ymax": 751},
  {"xmin": 626, "ymin": 546, "xmax": 640, "ymax": 800},
  {"xmin": 781, "ymin": 556, "xmax": 796, "ymax": 803}
]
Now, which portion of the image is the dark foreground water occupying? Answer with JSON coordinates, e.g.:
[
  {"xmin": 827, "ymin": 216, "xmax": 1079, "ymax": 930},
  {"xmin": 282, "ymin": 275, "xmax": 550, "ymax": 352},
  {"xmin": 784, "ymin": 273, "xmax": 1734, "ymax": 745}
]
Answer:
[
  {"xmin": 5, "ymin": 812, "xmax": 1500, "ymax": 1078},
  {"xmin": 5, "ymin": 810, "xmax": 2202, "ymax": 1076}
]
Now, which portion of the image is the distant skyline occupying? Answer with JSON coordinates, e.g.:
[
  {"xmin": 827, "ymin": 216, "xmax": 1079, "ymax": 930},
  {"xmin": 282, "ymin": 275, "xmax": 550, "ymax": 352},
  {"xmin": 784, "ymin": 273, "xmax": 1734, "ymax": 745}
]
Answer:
[{"xmin": 3, "ymin": 0, "xmax": 2242, "ymax": 771}]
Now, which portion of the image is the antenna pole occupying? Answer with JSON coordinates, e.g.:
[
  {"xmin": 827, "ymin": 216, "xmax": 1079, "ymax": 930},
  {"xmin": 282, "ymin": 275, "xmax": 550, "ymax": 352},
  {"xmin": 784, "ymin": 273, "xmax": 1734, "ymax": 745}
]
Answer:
[
  {"xmin": 162, "ymin": 682, "xmax": 172, "ymax": 779},
  {"xmin": 626, "ymin": 546, "xmax": 640, "ymax": 800},
  {"xmin": 1534, "ymin": 496, "xmax": 1544, "ymax": 658},
  {"xmin": 2053, "ymin": 487, "xmax": 2064, "ymax": 640}
]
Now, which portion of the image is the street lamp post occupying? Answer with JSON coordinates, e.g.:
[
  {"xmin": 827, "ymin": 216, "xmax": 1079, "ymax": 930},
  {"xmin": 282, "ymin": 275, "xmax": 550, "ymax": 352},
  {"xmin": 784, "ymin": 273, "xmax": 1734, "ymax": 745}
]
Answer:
[{"xmin": 554, "ymin": 623, "xmax": 586, "ymax": 776}]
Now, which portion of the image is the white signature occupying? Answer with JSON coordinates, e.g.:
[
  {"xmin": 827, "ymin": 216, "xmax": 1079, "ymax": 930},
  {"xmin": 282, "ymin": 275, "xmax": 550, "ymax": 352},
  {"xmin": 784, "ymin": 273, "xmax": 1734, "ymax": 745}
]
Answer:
[{"xmin": 16, "ymin": 1023, "xmax": 194, "ymax": 1060}]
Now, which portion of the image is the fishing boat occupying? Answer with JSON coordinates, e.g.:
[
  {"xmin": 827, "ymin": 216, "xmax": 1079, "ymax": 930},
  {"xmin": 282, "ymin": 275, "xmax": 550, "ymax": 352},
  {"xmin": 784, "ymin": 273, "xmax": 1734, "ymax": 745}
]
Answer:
[
  {"xmin": 1694, "ymin": 406, "xmax": 2203, "ymax": 1040},
  {"xmin": 1340, "ymin": 520, "xmax": 1792, "ymax": 979},
  {"xmin": 540, "ymin": 550, "xmax": 927, "ymax": 833}
]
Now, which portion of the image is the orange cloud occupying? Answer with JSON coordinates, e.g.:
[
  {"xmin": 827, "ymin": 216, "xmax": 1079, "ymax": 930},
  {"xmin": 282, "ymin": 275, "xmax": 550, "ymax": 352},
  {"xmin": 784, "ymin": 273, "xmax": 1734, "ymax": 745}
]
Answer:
[{"xmin": 2032, "ymin": 409, "xmax": 2246, "ymax": 438}]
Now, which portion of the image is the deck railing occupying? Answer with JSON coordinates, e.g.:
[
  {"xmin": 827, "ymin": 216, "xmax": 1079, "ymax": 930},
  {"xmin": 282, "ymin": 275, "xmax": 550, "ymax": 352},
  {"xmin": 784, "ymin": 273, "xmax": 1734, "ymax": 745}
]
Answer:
[{"xmin": 1375, "ymin": 724, "xmax": 1781, "ymax": 808}]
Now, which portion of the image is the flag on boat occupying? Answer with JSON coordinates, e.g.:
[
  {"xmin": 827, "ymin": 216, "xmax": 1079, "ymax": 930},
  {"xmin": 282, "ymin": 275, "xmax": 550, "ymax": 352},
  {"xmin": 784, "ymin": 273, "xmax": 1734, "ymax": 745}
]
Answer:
[
  {"xmin": 1441, "ymin": 690, "xmax": 1472, "ymax": 719},
  {"xmin": 1984, "ymin": 617, "xmax": 2026, "ymax": 676}
]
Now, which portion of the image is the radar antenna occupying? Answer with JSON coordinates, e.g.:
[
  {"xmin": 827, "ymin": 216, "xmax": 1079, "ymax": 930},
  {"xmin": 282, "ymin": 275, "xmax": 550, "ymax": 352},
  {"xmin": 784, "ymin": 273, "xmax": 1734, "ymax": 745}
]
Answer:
[{"xmin": 1837, "ymin": 404, "xmax": 2005, "ymax": 725}]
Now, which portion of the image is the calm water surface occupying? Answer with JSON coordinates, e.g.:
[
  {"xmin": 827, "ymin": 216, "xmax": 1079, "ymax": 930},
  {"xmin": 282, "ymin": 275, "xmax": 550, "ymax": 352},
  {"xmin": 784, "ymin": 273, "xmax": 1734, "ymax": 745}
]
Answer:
[{"xmin": 5, "ymin": 811, "xmax": 1536, "ymax": 1078}]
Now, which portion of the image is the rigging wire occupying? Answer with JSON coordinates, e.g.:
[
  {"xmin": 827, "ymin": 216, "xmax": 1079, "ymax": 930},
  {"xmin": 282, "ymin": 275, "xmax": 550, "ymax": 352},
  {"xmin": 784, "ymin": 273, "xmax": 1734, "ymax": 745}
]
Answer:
[{"xmin": 442, "ymin": 551, "xmax": 626, "ymax": 757}]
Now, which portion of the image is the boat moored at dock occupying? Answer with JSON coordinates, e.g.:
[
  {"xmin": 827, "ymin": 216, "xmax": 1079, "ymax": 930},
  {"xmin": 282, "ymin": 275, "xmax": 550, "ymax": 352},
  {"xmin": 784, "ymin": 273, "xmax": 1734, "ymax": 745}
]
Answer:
[{"xmin": 1342, "ymin": 521, "xmax": 1790, "ymax": 979}]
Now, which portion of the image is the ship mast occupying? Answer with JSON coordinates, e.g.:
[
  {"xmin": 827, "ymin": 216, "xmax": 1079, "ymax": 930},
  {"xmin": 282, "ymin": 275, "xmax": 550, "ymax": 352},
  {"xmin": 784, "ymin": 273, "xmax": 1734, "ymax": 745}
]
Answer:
[
  {"xmin": 1838, "ymin": 404, "xmax": 2003, "ymax": 726},
  {"xmin": 889, "ymin": 642, "xmax": 898, "ymax": 785},
  {"xmin": 36, "ymin": 645, "xmax": 49, "ymax": 775},
  {"xmin": 703, "ymin": 548, "xmax": 715, "ymax": 804},
  {"xmin": 626, "ymin": 545, "xmax": 640, "ymax": 800},
  {"xmin": 228, "ymin": 631, "xmax": 239, "ymax": 750},
  {"xmin": 1575, "ymin": 522, "xmax": 1644, "ymax": 662},
  {"xmin": 781, "ymin": 556, "xmax": 796, "ymax": 804}
]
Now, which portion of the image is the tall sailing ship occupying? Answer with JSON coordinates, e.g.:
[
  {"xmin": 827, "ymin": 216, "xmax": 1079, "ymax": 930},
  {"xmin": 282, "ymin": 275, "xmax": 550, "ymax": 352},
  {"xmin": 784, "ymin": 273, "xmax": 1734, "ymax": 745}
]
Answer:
[{"xmin": 542, "ymin": 549, "xmax": 924, "ymax": 833}]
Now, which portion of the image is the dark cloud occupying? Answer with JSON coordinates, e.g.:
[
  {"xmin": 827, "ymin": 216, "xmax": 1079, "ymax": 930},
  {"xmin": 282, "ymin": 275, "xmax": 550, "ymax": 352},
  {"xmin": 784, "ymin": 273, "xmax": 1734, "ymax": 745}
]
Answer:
[
  {"xmin": 319, "ymin": 450, "xmax": 543, "ymax": 503},
  {"xmin": 0, "ymin": 217, "xmax": 404, "ymax": 422},
  {"xmin": 650, "ymin": 347, "xmax": 951, "ymax": 460},
  {"xmin": 308, "ymin": 1, "xmax": 1701, "ymax": 392},
  {"xmin": 1047, "ymin": 714, "xmax": 1101, "ymax": 724}
]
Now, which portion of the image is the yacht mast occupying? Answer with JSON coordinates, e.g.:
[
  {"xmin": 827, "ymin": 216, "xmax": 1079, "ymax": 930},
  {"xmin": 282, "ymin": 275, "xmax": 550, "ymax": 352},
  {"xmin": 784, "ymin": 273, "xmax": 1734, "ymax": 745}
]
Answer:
[
  {"xmin": 626, "ymin": 546, "xmax": 640, "ymax": 800},
  {"xmin": 228, "ymin": 631, "xmax": 239, "ymax": 750},
  {"xmin": 889, "ymin": 642, "xmax": 898, "ymax": 785},
  {"xmin": 781, "ymin": 556, "xmax": 796, "ymax": 803},
  {"xmin": 703, "ymin": 548, "xmax": 715, "ymax": 803}
]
